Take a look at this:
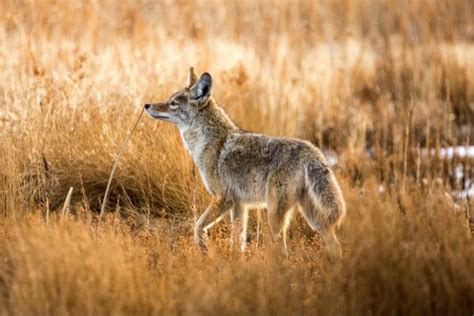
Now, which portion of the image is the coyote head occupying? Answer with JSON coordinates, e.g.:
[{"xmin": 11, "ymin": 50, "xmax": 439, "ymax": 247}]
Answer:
[{"xmin": 144, "ymin": 68, "xmax": 212, "ymax": 127}]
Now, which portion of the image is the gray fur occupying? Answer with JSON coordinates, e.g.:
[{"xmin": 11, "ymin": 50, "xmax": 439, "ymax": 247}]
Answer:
[{"xmin": 145, "ymin": 68, "xmax": 346, "ymax": 259}]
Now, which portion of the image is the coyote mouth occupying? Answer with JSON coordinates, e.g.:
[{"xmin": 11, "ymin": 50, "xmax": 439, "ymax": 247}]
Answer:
[{"xmin": 147, "ymin": 112, "xmax": 170, "ymax": 120}]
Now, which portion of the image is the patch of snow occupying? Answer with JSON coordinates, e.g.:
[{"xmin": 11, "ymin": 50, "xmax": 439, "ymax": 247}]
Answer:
[
  {"xmin": 378, "ymin": 184, "xmax": 385, "ymax": 193},
  {"xmin": 323, "ymin": 151, "xmax": 338, "ymax": 167},
  {"xmin": 425, "ymin": 146, "xmax": 474, "ymax": 160},
  {"xmin": 454, "ymin": 164, "xmax": 464, "ymax": 180},
  {"xmin": 455, "ymin": 186, "xmax": 474, "ymax": 200}
]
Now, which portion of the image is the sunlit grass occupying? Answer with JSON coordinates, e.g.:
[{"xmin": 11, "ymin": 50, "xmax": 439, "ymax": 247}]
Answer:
[{"xmin": 0, "ymin": 0, "xmax": 473, "ymax": 314}]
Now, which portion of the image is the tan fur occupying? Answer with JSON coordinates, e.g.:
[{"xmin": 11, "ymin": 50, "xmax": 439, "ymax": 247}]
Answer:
[{"xmin": 144, "ymin": 68, "xmax": 346, "ymax": 259}]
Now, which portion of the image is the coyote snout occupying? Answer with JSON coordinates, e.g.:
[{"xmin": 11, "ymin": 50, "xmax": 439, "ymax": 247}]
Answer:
[
  {"xmin": 145, "ymin": 67, "xmax": 346, "ymax": 260},
  {"xmin": 144, "ymin": 103, "xmax": 170, "ymax": 120}
]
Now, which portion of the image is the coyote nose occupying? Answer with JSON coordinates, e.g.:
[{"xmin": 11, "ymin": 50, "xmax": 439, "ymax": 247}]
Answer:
[{"xmin": 144, "ymin": 104, "xmax": 151, "ymax": 110}]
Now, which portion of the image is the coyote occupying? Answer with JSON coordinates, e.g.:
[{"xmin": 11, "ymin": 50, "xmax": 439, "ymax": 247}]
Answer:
[{"xmin": 145, "ymin": 68, "xmax": 346, "ymax": 259}]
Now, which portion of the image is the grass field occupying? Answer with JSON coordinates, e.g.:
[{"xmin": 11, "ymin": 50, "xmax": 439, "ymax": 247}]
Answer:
[{"xmin": 1, "ymin": 0, "xmax": 473, "ymax": 314}]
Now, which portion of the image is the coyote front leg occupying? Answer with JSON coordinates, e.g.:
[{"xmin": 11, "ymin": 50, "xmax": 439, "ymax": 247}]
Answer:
[{"xmin": 194, "ymin": 197, "xmax": 233, "ymax": 251}]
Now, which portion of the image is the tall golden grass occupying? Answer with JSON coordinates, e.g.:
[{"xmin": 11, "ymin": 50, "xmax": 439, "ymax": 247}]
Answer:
[{"xmin": 0, "ymin": 0, "xmax": 473, "ymax": 314}]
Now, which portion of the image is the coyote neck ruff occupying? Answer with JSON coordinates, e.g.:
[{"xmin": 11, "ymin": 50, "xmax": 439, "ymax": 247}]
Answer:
[
  {"xmin": 144, "ymin": 68, "xmax": 346, "ymax": 260},
  {"xmin": 179, "ymin": 99, "xmax": 237, "ymax": 193}
]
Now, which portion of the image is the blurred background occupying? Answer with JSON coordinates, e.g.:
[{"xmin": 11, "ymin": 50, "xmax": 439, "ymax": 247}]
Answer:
[
  {"xmin": 1, "ymin": 0, "xmax": 472, "ymax": 216},
  {"xmin": 0, "ymin": 1, "xmax": 473, "ymax": 314}
]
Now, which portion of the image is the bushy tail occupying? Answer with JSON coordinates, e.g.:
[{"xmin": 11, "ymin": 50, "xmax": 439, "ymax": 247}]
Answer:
[{"xmin": 301, "ymin": 162, "xmax": 346, "ymax": 231}]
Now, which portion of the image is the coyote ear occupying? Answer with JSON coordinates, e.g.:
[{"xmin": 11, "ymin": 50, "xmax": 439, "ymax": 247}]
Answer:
[
  {"xmin": 190, "ymin": 73, "xmax": 212, "ymax": 104},
  {"xmin": 188, "ymin": 67, "xmax": 198, "ymax": 87}
]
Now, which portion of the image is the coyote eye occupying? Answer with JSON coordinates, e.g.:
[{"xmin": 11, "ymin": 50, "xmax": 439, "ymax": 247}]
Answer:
[{"xmin": 170, "ymin": 101, "xmax": 179, "ymax": 109}]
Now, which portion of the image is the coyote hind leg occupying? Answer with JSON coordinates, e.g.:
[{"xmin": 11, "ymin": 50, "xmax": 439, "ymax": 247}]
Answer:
[
  {"xmin": 320, "ymin": 226, "xmax": 342, "ymax": 261},
  {"xmin": 266, "ymin": 194, "xmax": 294, "ymax": 258},
  {"xmin": 229, "ymin": 202, "xmax": 249, "ymax": 252}
]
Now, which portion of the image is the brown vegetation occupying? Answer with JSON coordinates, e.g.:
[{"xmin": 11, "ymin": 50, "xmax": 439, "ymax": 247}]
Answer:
[{"xmin": 0, "ymin": 0, "xmax": 473, "ymax": 314}]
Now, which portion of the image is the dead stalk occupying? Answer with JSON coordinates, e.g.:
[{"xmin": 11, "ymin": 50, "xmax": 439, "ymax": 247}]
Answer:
[
  {"xmin": 99, "ymin": 107, "xmax": 145, "ymax": 221},
  {"xmin": 61, "ymin": 187, "xmax": 74, "ymax": 219}
]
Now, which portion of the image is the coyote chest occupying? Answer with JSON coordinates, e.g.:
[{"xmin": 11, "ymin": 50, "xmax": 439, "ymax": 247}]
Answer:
[{"xmin": 179, "ymin": 126, "xmax": 223, "ymax": 194}]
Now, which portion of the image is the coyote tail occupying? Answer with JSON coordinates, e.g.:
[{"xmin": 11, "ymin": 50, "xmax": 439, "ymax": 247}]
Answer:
[{"xmin": 302, "ymin": 162, "xmax": 346, "ymax": 231}]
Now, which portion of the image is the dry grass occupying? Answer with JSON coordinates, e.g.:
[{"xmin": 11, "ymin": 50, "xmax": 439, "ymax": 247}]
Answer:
[{"xmin": 0, "ymin": 0, "xmax": 473, "ymax": 315}]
